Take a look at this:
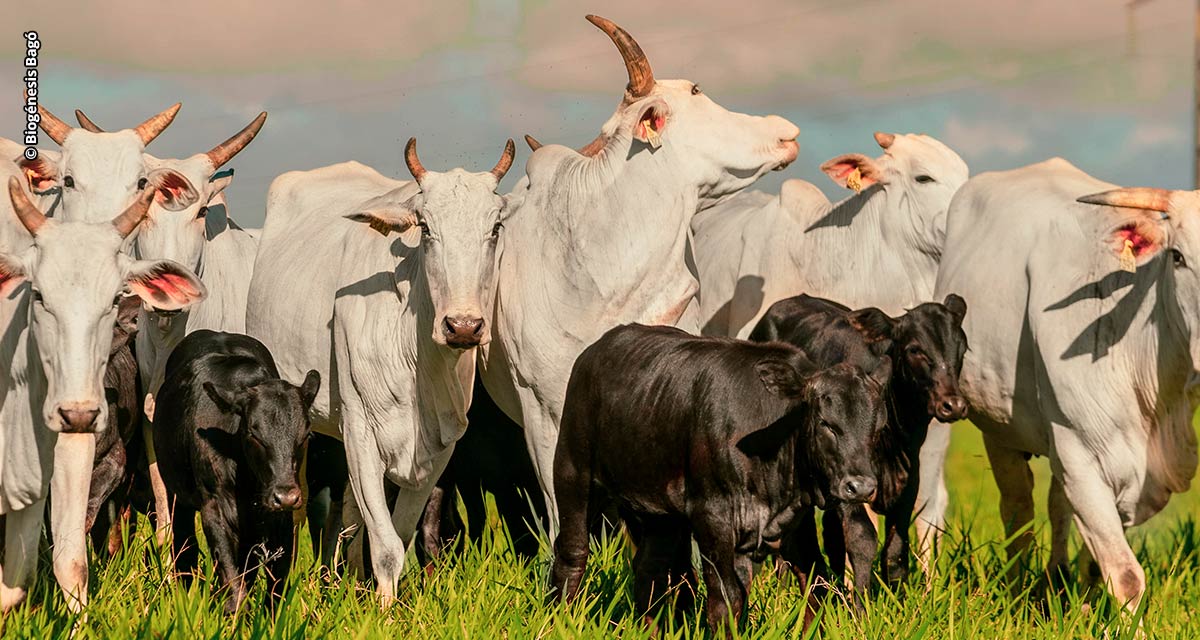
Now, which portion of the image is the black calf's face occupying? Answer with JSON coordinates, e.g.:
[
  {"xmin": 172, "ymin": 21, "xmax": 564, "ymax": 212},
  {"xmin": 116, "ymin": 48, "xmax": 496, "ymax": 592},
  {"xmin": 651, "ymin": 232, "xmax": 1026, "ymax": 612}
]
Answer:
[
  {"xmin": 849, "ymin": 294, "xmax": 969, "ymax": 422},
  {"xmin": 748, "ymin": 358, "xmax": 891, "ymax": 503},
  {"xmin": 204, "ymin": 370, "xmax": 320, "ymax": 511}
]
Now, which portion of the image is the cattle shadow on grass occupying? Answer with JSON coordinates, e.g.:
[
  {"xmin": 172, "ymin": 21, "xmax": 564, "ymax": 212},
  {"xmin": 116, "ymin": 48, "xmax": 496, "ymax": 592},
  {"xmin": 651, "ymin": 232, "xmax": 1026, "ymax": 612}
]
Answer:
[
  {"xmin": 1042, "ymin": 263, "xmax": 1159, "ymax": 362},
  {"xmin": 803, "ymin": 184, "xmax": 882, "ymax": 233}
]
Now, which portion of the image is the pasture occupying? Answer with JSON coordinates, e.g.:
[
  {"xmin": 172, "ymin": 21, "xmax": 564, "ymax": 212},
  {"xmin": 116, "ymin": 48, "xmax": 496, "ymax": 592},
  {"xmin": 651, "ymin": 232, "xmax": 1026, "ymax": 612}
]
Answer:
[{"xmin": 6, "ymin": 419, "xmax": 1196, "ymax": 639}]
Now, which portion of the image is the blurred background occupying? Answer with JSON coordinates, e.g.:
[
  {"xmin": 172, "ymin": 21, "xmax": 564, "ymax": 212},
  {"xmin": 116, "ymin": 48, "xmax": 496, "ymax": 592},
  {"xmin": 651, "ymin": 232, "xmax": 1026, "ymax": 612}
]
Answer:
[{"xmin": 0, "ymin": 0, "xmax": 1190, "ymax": 226}]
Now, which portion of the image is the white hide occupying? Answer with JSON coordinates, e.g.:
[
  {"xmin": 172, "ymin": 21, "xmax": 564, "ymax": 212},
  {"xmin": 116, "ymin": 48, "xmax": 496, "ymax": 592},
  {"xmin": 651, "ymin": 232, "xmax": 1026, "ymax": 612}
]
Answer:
[{"xmin": 930, "ymin": 158, "xmax": 1200, "ymax": 610}]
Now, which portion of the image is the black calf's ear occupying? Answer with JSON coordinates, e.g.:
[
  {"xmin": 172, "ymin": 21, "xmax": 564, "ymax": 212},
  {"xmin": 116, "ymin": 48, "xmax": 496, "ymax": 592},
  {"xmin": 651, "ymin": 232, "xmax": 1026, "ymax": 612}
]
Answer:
[
  {"xmin": 755, "ymin": 359, "xmax": 806, "ymax": 398},
  {"xmin": 203, "ymin": 382, "xmax": 246, "ymax": 414},
  {"xmin": 300, "ymin": 370, "xmax": 321, "ymax": 407},
  {"xmin": 847, "ymin": 307, "xmax": 896, "ymax": 343},
  {"xmin": 943, "ymin": 294, "xmax": 967, "ymax": 325},
  {"xmin": 736, "ymin": 417, "xmax": 796, "ymax": 460}
]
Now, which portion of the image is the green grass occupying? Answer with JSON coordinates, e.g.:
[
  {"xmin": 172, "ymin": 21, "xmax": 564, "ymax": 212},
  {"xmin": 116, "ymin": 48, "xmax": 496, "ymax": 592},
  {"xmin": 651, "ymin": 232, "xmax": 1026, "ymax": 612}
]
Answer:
[{"xmin": 5, "ymin": 423, "xmax": 1200, "ymax": 639}]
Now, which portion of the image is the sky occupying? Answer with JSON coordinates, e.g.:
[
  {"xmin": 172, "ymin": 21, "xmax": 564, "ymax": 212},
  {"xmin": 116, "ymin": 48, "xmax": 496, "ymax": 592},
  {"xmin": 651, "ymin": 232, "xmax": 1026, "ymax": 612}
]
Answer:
[{"xmin": 0, "ymin": 0, "xmax": 1191, "ymax": 227}]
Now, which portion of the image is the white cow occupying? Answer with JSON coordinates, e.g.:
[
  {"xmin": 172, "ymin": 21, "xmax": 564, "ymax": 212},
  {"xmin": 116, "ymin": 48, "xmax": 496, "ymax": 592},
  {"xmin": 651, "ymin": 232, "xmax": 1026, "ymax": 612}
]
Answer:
[
  {"xmin": 478, "ymin": 15, "xmax": 799, "ymax": 527},
  {"xmin": 930, "ymin": 158, "xmax": 1200, "ymax": 611},
  {"xmin": 690, "ymin": 132, "xmax": 968, "ymax": 553},
  {"xmin": 246, "ymin": 139, "xmax": 515, "ymax": 602},
  {"xmin": 0, "ymin": 178, "xmax": 205, "ymax": 612},
  {"xmin": 74, "ymin": 110, "xmax": 266, "ymax": 538}
]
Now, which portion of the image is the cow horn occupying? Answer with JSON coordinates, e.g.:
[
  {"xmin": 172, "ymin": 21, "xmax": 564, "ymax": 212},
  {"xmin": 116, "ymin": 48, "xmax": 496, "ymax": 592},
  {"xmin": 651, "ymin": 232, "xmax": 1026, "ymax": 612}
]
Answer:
[
  {"xmin": 405, "ymin": 137, "xmax": 427, "ymax": 183},
  {"xmin": 7, "ymin": 176, "xmax": 47, "ymax": 236},
  {"xmin": 586, "ymin": 15, "xmax": 655, "ymax": 99},
  {"xmin": 491, "ymin": 139, "xmax": 516, "ymax": 181},
  {"xmin": 111, "ymin": 187, "xmax": 157, "ymax": 238},
  {"xmin": 524, "ymin": 134, "xmax": 543, "ymax": 151},
  {"xmin": 874, "ymin": 131, "xmax": 896, "ymax": 149},
  {"xmin": 1077, "ymin": 187, "xmax": 1174, "ymax": 213},
  {"xmin": 133, "ymin": 103, "xmax": 182, "ymax": 146},
  {"xmin": 75, "ymin": 109, "xmax": 105, "ymax": 133},
  {"xmin": 206, "ymin": 112, "xmax": 268, "ymax": 170},
  {"xmin": 37, "ymin": 105, "xmax": 73, "ymax": 145}
]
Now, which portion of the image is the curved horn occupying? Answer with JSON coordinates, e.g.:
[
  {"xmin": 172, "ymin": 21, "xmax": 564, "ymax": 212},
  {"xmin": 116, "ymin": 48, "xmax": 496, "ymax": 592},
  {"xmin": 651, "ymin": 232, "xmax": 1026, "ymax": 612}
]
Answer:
[
  {"xmin": 524, "ymin": 134, "xmax": 543, "ymax": 152},
  {"xmin": 7, "ymin": 176, "xmax": 47, "ymax": 236},
  {"xmin": 491, "ymin": 139, "xmax": 516, "ymax": 181},
  {"xmin": 404, "ymin": 137, "xmax": 427, "ymax": 183},
  {"xmin": 133, "ymin": 103, "xmax": 182, "ymax": 146},
  {"xmin": 874, "ymin": 131, "xmax": 895, "ymax": 149},
  {"xmin": 37, "ymin": 105, "xmax": 72, "ymax": 145},
  {"xmin": 1077, "ymin": 187, "xmax": 1174, "ymax": 213},
  {"xmin": 206, "ymin": 111, "xmax": 267, "ymax": 170},
  {"xmin": 586, "ymin": 15, "xmax": 655, "ymax": 99},
  {"xmin": 75, "ymin": 109, "xmax": 105, "ymax": 133},
  {"xmin": 111, "ymin": 186, "xmax": 157, "ymax": 238}
]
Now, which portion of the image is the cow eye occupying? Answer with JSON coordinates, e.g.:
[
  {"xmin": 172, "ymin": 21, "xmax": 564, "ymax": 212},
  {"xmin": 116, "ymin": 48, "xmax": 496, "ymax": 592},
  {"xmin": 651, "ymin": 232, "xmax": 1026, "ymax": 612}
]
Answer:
[
  {"xmin": 197, "ymin": 206, "xmax": 208, "ymax": 220},
  {"xmin": 915, "ymin": 175, "xmax": 935, "ymax": 184},
  {"xmin": 491, "ymin": 221, "xmax": 503, "ymax": 238},
  {"xmin": 906, "ymin": 345, "xmax": 924, "ymax": 357},
  {"xmin": 63, "ymin": 176, "xmax": 74, "ymax": 188},
  {"xmin": 691, "ymin": 84, "xmax": 702, "ymax": 96},
  {"xmin": 137, "ymin": 177, "xmax": 149, "ymax": 190}
]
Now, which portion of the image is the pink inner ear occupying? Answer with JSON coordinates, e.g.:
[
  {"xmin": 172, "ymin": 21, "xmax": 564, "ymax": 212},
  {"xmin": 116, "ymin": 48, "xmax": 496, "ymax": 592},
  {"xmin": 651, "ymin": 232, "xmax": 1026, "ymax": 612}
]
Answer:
[
  {"xmin": 0, "ymin": 266, "xmax": 25, "ymax": 298},
  {"xmin": 1116, "ymin": 225, "xmax": 1158, "ymax": 256},
  {"xmin": 154, "ymin": 172, "xmax": 193, "ymax": 202},
  {"xmin": 130, "ymin": 269, "xmax": 201, "ymax": 309},
  {"xmin": 829, "ymin": 163, "xmax": 858, "ymax": 182},
  {"xmin": 21, "ymin": 158, "xmax": 56, "ymax": 191}
]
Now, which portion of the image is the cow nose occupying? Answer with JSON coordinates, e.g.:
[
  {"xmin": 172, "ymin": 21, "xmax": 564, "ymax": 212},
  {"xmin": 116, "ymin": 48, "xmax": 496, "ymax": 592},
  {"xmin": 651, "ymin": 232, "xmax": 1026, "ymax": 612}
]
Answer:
[
  {"xmin": 839, "ymin": 476, "xmax": 877, "ymax": 503},
  {"xmin": 936, "ymin": 396, "xmax": 969, "ymax": 422},
  {"xmin": 271, "ymin": 486, "xmax": 303, "ymax": 511},
  {"xmin": 442, "ymin": 315, "xmax": 485, "ymax": 348},
  {"xmin": 58, "ymin": 405, "xmax": 101, "ymax": 433}
]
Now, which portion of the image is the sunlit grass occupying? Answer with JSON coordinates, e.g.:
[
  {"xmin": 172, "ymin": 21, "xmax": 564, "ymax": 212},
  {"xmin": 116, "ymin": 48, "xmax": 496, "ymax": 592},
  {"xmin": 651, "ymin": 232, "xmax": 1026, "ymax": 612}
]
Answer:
[{"xmin": 4, "ymin": 421, "xmax": 1200, "ymax": 638}]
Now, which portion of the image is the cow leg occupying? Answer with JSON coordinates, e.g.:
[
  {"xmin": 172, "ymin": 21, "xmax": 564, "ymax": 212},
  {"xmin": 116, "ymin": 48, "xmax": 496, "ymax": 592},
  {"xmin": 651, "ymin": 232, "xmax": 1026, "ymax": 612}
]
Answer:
[
  {"xmin": 1047, "ymin": 474, "xmax": 1073, "ymax": 586},
  {"xmin": 522, "ymin": 408, "xmax": 561, "ymax": 538},
  {"xmin": 262, "ymin": 513, "xmax": 296, "ymax": 605},
  {"xmin": 50, "ymin": 432, "xmax": 95, "ymax": 612},
  {"xmin": 142, "ymin": 413, "xmax": 173, "ymax": 547},
  {"xmin": 693, "ymin": 517, "xmax": 752, "ymax": 635},
  {"xmin": 200, "ymin": 500, "xmax": 248, "ymax": 614},
  {"xmin": 1051, "ymin": 430, "xmax": 1144, "ymax": 612},
  {"xmin": 837, "ymin": 502, "xmax": 879, "ymax": 603},
  {"xmin": 549, "ymin": 447, "xmax": 594, "ymax": 603},
  {"xmin": 631, "ymin": 518, "xmax": 690, "ymax": 625},
  {"xmin": 342, "ymin": 420, "xmax": 407, "ymax": 604},
  {"xmin": 882, "ymin": 463, "xmax": 923, "ymax": 588},
  {"xmin": 86, "ymin": 446, "xmax": 126, "ymax": 535},
  {"xmin": 821, "ymin": 506, "xmax": 847, "ymax": 581},
  {"xmin": 778, "ymin": 508, "xmax": 827, "ymax": 628},
  {"xmin": 171, "ymin": 504, "xmax": 199, "ymax": 582},
  {"xmin": 0, "ymin": 498, "xmax": 46, "ymax": 612},
  {"xmin": 982, "ymin": 435, "xmax": 1036, "ymax": 571},
  {"xmin": 914, "ymin": 419, "xmax": 950, "ymax": 574}
]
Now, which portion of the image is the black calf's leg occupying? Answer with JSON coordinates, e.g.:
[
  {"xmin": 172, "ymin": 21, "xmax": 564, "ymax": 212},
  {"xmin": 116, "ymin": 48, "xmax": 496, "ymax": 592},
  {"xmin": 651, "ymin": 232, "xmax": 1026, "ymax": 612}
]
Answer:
[
  {"xmin": 549, "ymin": 451, "xmax": 594, "ymax": 603},
  {"xmin": 822, "ymin": 506, "xmax": 847, "ymax": 580},
  {"xmin": 171, "ymin": 504, "xmax": 199, "ymax": 583},
  {"xmin": 259, "ymin": 512, "xmax": 297, "ymax": 605},
  {"xmin": 882, "ymin": 471, "xmax": 921, "ymax": 588},
  {"xmin": 777, "ymin": 507, "xmax": 829, "ymax": 627},
  {"xmin": 693, "ymin": 518, "xmax": 753, "ymax": 636},
  {"xmin": 200, "ymin": 500, "xmax": 248, "ymax": 614},
  {"xmin": 630, "ymin": 518, "xmax": 693, "ymax": 624},
  {"xmin": 837, "ymin": 503, "xmax": 879, "ymax": 604}
]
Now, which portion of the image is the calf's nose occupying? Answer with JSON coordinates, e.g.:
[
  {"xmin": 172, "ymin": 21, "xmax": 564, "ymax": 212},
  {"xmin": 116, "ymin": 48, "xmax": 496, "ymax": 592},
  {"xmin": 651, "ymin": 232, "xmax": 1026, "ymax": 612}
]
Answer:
[
  {"xmin": 839, "ymin": 475, "xmax": 877, "ymax": 503},
  {"xmin": 270, "ymin": 486, "xmax": 303, "ymax": 511},
  {"xmin": 935, "ymin": 395, "xmax": 969, "ymax": 422},
  {"xmin": 58, "ymin": 405, "xmax": 101, "ymax": 433},
  {"xmin": 442, "ymin": 315, "xmax": 485, "ymax": 348}
]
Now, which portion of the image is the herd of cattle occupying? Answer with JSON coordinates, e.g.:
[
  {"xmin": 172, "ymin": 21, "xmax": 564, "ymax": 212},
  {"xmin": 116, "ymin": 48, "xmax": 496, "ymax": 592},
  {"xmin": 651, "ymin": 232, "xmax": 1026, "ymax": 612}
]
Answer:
[{"xmin": 0, "ymin": 13, "xmax": 1196, "ymax": 632}]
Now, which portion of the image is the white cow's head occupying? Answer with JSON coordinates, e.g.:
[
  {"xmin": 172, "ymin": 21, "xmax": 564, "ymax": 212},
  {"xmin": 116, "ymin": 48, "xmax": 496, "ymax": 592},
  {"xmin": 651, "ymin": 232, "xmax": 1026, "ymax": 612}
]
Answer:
[
  {"xmin": 0, "ymin": 178, "xmax": 206, "ymax": 433},
  {"xmin": 17, "ymin": 104, "xmax": 198, "ymax": 223},
  {"xmin": 347, "ymin": 139, "xmax": 515, "ymax": 349},
  {"xmin": 820, "ymin": 132, "xmax": 968, "ymax": 246},
  {"xmin": 73, "ymin": 110, "xmax": 268, "ymax": 273},
  {"xmin": 527, "ymin": 16, "xmax": 799, "ymax": 206},
  {"xmin": 1076, "ymin": 188, "xmax": 1200, "ymax": 368}
]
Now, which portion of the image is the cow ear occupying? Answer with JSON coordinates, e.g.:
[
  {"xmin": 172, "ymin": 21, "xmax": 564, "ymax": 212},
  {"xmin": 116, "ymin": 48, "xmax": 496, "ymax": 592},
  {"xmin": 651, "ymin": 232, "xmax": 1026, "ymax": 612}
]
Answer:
[
  {"xmin": 346, "ymin": 208, "xmax": 419, "ymax": 238},
  {"xmin": 207, "ymin": 168, "xmax": 235, "ymax": 197},
  {"xmin": 737, "ymin": 416, "xmax": 797, "ymax": 460},
  {"xmin": 17, "ymin": 153, "xmax": 60, "ymax": 194},
  {"xmin": 847, "ymin": 307, "xmax": 896, "ymax": 343},
  {"xmin": 146, "ymin": 168, "xmax": 199, "ymax": 212},
  {"xmin": 125, "ymin": 259, "xmax": 207, "ymax": 311},
  {"xmin": 631, "ymin": 99, "xmax": 670, "ymax": 149},
  {"xmin": 0, "ymin": 252, "xmax": 28, "ymax": 298},
  {"xmin": 755, "ymin": 359, "xmax": 806, "ymax": 399},
  {"xmin": 820, "ymin": 153, "xmax": 883, "ymax": 191},
  {"xmin": 299, "ymin": 370, "xmax": 321, "ymax": 407},
  {"xmin": 942, "ymin": 294, "xmax": 967, "ymax": 325},
  {"xmin": 1108, "ymin": 218, "xmax": 1166, "ymax": 272},
  {"xmin": 202, "ymin": 382, "xmax": 248, "ymax": 415}
]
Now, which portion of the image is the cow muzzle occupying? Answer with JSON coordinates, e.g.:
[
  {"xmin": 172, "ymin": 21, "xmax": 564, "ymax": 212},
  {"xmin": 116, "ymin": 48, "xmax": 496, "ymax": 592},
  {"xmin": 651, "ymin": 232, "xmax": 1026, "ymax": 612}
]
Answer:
[
  {"xmin": 932, "ymin": 394, "xmax": 969, "ymax": 422},
  {"xmin": 442, "ymin": 315, "xmax": 485, "ymax": 349},
  {"xmin": 266, "ymin": 484, "xmax": 303, "ymax": 511},
  {"xmin": 56, "ymin": 403, "xmax": 102, "ymax": 433},
  {"xmin": 834, "ymin": 475, "xmax": 877, "ymax": 503}
]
